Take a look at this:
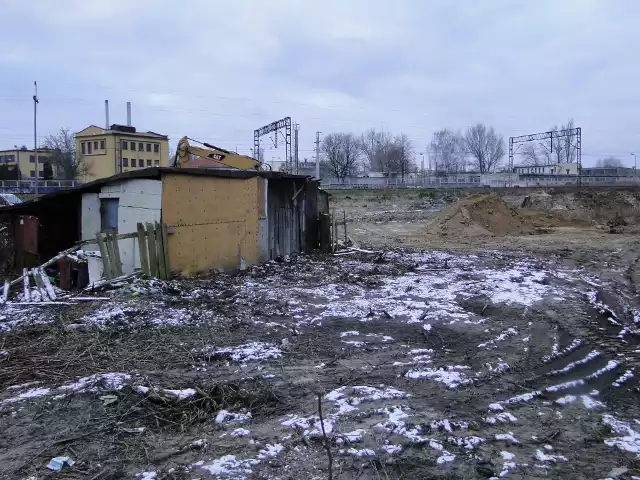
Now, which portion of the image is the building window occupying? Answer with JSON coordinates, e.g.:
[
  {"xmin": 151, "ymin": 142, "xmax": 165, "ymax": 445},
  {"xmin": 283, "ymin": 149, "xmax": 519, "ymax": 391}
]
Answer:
[
  {"xmin": 138, "ymin": 143, "xmax": 144, "ymax": 151},
  {"xmin": 30, "ymin": 170, "xmax": 35, "ymax": 178},
  {"xmin": 130, "ymin": 142, "xmax": 136, "ymax": 151},
  {"xmin": 146, "ymin": 143, "xmax": 151, "ymax": 152},
  {"xmin": 122, "ymin": 141, "xmax": 128, "ymax": 150},
  {"xmin": 93, "ymin": 141, "xmax": 98, "ymax": 150},
  {"xmin": 122, "ymin": 158, "xmax": 129, "ymax": 167},
  {"xmin": 100, "ymin": 140, "xmax": 105, "ymax": 150},
  {"xmin": 8, "ymin": 155, "xmax": 14, "ymax": 162},
  {"xmin": 29, "ymin": 155, "xmax": 35, "ymax": 163},
  {"xmin": 146, "ymin": 159, "xmax": 152, "ymax": 167},
  {"xmin": 154, "ymin": 160, "xmax": 159, "ymax": 166},
  {"xmin": 81, "ymin": 143, "xmax": 86, "ymax": 155},
  {"xmin": 39, "ymin": 171, "xmax": 44, "ymax": 178},
  {"xmin": 154, "ymin": 144, "xmax": 159, "ymax": 153},
  {"xmin": 88, "ymin": 142, "xmax": 93, "ymax": 154},
  {"xmin": 138, "ymin": 159, "xmax": 144, "ymax": 167}
]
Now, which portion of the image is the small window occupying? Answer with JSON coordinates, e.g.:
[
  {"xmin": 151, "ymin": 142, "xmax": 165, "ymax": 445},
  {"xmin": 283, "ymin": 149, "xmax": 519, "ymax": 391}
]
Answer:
[
  {"xmin": 122, "ymin": 158, "xmax": 129, "ymax": 167},
  {"xmin": 81, "ymin": 143, "xmax": 86, "ymax": 155},
  {"xmin": 138, "ymin": 143, "xmax": 144, "ymax": 151},
  {"xmin": 154, "ymin": 160, "xmax": 159, "ymax": 166},
  {"xmin": 94, "ymin": 141, "xmax": 98, "ymax": 150},
  {"xmin": 30, "ymin": 170, "xmax": 35, "ymax": 177},
  {"xmin": 0, "ymin": 155, "xmax": 4, "ymax": 163},
  {"xmin": 138, "ymin": 159, "xmax": 144, "ymax": 167},
  {"xmin": 29, "ymin": 155, "xmax": 35, "ymax": 163},
  {"xmin": 38, "ymin": 171, "xmax": 44, "ymax": 178},
  {"xmin": 146, "ymin": 143, "xmax": 151, "ymax": 152},
  {"xmin": 100, "ymin": 140, "xmax": 105, "ymax": 150},
  {"xmin": 130, "ymin": 142, "xmax": 136, "ymax": 151},
  {"xmin": 88, "ymin": 142, "xmax": 93, "ymax": 154},
  {"xmin": 146, "ymin": 159, "xmax": 152, "ymax": 167},
  {"xmin": 154, "ymin": 144, "xmax": 159, "ymax": 153},
  {"xmin": 122, "ymin": 141, "xmax": 128, "ymax": 150},
  {"xmin": 8, "ymin": 155, "xmax": 14, "ymax": 162}
]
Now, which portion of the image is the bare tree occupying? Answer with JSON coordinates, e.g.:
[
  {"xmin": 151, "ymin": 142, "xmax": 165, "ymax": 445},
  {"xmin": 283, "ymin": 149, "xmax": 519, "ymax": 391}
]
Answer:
[
  {"xmin": 359, "ymin": 129, "xmax": 393, "ymax": 172},
  {"xmin": 43, "ymin": 127, "xmax": 88, "ymax": 180},
  {"xmin": 387, "ymin": 133, "xmax": 415, "ymax": 182},
  {"xmin": 520, "ymin": 144, "xmax": 544, "ymax": 166},
  {"xmin": 464, "ymin": 124, "xmax": 505, "ymax": 173},
  {"xmin": 322, "ymin": 133, "xmax": 361, "ymax": 182},
  {"xmin": 596, "ymin": 157, "xmax": 623, "ymax": 168},
  {"xmin": 429, "ymin": 129, "xmax": 465, "ymax": 173},
  {"xmin": 539, "ymin": 118, "xmax": 576, "ymax": 164}
]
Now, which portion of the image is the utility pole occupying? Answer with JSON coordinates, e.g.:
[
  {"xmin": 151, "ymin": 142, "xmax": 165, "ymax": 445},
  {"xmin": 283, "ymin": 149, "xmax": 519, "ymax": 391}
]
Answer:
[
  {"xmin": 33, "ymin": 81, "xmax": 39, "ymax": 195},
  {"xmin": 294, "ymin": 123, "xmax": 300, "ymax": 174},
  {"xmin": 315, "ymin": 131, "xmax": 321, "ymax": 179}
]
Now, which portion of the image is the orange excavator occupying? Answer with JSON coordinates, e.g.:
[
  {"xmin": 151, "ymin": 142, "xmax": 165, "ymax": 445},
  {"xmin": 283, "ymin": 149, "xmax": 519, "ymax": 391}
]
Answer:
[{"xmin": 173, "ymin": 136, "xmax": 270, "ymax": 171}]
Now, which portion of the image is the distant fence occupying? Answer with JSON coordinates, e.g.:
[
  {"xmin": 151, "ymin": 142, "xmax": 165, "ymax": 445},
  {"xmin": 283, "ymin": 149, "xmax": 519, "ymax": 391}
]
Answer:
[{"xmin": 0, "ymin": 180, "xmax": 80, "ymax": 194}]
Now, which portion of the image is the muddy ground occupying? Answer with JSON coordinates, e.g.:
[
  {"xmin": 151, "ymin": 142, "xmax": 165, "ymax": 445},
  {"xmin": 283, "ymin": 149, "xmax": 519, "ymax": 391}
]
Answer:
[{"xmin": 1, "ymin": 188, "xmax": 640, "ymax": 480}]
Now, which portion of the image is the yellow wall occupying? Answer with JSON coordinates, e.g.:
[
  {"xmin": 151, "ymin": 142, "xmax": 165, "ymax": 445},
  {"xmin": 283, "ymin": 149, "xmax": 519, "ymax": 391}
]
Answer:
[
  {"xmin": 161, "ymin": 174, "xmax": 261, "ymax": 275},
  {"xmin": 76, "ymin": 125, "xmax": 170, "ymax": 182},
  {"xmin": 0, "ymin": 149, "xmax": 54, "ymax": 179}
]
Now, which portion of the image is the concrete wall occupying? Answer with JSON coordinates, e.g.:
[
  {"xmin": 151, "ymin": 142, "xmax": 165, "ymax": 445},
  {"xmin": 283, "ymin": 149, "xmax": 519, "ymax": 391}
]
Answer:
[
  {"xmin": 161, "ymin": 173, "xmax": 262, "ymax": 275},
  {"xmin": 81, "ymin": 179, "xmax": 162, "ymax": 274}
]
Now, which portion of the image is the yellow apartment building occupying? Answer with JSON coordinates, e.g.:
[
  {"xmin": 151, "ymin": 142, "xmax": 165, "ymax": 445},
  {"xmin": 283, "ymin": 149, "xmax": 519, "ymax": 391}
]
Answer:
[
  {"xmin": 75, "ymin": 124, "xmax": 170, "ymax": 182},
  {"xmin": 0, "ymin": 147, "xmax": 55, "ymax": 179}
]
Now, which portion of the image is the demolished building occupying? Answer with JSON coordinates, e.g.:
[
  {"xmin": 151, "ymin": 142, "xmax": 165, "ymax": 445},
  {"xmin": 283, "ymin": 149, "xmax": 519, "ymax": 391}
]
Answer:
[{"xmin": 0, "ymin": 168, "xmax": 320, "ymax": 277}]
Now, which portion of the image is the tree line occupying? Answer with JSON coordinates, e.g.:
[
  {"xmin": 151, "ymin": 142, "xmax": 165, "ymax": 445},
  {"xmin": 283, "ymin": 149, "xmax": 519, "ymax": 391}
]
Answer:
[{"xmin": 321, "ymin": 123, "xmax": 507, "ymax": 181}]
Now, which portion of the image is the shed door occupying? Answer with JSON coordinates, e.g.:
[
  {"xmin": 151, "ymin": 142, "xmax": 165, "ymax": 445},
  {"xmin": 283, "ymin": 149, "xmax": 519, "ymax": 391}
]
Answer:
[{"xmin": 100, "ymin": 198, "xmax": 119, "ymax": 232}]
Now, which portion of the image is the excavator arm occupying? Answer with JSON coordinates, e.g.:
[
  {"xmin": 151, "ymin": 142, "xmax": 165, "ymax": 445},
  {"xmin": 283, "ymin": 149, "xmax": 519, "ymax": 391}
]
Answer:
[{"xmin": 174, "ymin": 136, "xmax": 267, "ymax": 171}]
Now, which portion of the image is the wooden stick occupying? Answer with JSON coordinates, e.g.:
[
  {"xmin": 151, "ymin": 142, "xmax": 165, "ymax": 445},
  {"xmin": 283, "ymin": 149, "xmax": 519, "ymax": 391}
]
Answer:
[
  {"xmin": 22, "ymin": 268, "xmax": 31, "ymax": 302},
  {"xmin": 343, "ymin": 210, "xmax": 347, "ymax": 244},
  {"xmin": 136, "ymin": 223, "xmax": 150, "ymax": 276},
  {"xmin": 110, "ymin": 229, "xmax": 123, "ymax": 276},
  {"xmin": 96, "ymin": 232, "xmax": 112, "ymax": 279},
  {"xmin": 2, "ymin": 280, "xmax": 9, "ymax": 304},
  {"xmin": 317, "ymin": 393, "xmax": 333, "ymax": 480},
  {"xmin": 146, "ymin": 222, "xmax": 158, "ymax": 278},
  {"xmin": 32, "ymin": 269, "xmax": 50, "ymax": 302},
  {"xmin": 155, "ymin": 222, "xmax": 167, "ymax": 280},
  {"xmin": 332, "ymin": 211, "xmax": 337, "ymax": 252},
  {"xmin": 39, "ymin": 268, "xmax": 57, "ymax": 300},
  {"xmin": 161, "ymin": 223, "xmax": 170, "ymax": 278}
]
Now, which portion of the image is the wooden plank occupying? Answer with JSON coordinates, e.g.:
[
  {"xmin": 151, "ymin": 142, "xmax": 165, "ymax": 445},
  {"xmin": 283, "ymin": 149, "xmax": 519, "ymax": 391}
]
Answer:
[
  {"xmin": 22, "ymin": 268, "xmax": 31, "ymax": 302},
  {"xmin": 105, "ymin": 231, "xmax": 119, "ymax": 277},
  {"xmin": 39, "ymin": 268, "xmax": 57, "ymax": 300},
  {"xmin": 32, "ymin": 269, "xmax": 50, "ymax": 302},
  {"xmin": 343, "ymin": 210, "xmax": 348, "ymax": 243},
  {"xmin": 155, "ymin": 222, "xmax": 167, "ymax": 280},
  {"xmin": 2, "ymin": 280, "xmax": 9, "ymax": 304},
  {"xmin": 110, "ymin": 229, "xmax": 123, "ymax": 276},
  {"xmin": 75, "ymin": 231, "xmax": 137, "ymax": 248},
  {"xmin": 136, "ymin": 223, "xmax": 150, "ymax": 275},
  {"xmin": 332, "ymin": 211, "xmax": 337, "ymax": 252},
  {"xmin": 97, "ymin": 232, "xmax": 113, "ymax": 279},
  {"xmin": 146, "ymin": 222, "xmax": 158, "ymax": 278},
  {"xmin": 9, "ymin": 245, "xmax": 81, "ymax": 287},
  {"xmin": 161, "ymin": 223, "xmax": 170, "ymax": 278}
]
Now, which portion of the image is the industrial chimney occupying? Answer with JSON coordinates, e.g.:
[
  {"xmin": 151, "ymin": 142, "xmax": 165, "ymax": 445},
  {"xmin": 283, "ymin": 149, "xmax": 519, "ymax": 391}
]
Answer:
[
  {"xmin": 105, "ymin": 100, "xmax": 110, "ymax": 129},
  {"xmin": 126, "ymin": 101, "xmax": 132, "ymax": 126}
]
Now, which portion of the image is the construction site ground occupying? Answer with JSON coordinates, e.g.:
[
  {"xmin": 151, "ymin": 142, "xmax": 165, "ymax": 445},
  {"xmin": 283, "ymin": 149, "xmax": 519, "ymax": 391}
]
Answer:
[{"xmin": 1, "ymin": 187, "xmax": 640, "ymax": 480}]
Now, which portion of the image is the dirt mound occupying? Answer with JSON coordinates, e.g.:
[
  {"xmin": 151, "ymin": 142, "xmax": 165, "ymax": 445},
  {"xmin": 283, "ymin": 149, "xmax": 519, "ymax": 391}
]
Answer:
[
  {"xmin": 527, "ymin": 190, "xmax": 640, "ymax": 225},
  {"xmin": 428, "ymin": 194, "xmax": 543, "ymax": 237}
]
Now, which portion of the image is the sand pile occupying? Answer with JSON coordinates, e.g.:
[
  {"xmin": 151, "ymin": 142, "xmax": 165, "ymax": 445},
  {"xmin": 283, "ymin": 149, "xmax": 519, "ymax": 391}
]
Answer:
[{"xmin": 428, "ymin": 194, "xmax": 540, "ymax": 237}]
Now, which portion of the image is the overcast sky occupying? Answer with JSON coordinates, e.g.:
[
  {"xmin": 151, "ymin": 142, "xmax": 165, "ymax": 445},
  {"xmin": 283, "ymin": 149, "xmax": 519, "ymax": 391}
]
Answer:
[{"xmin": 1, "ymin": 0, "xmax": 639, "ymax": 167}]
